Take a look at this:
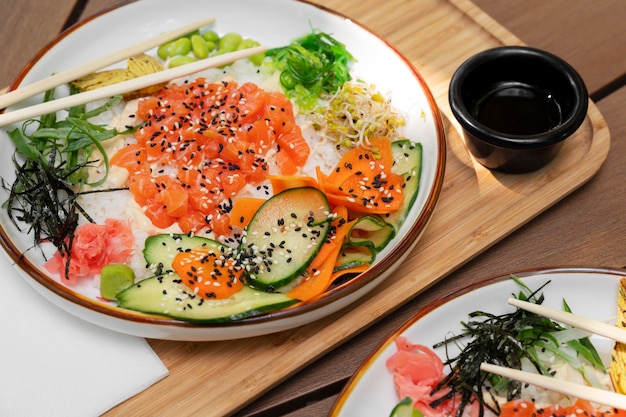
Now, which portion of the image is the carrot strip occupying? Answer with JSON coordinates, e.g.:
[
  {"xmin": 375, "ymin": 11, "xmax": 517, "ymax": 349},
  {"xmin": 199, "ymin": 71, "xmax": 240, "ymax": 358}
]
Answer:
[
  {"xmin": 330, "ymin": 263, "xmax": 369, "ymax": 282},
  {"xmin": 267, "ymin": 174, "xmax": 320, "ymax": 194},
  {"xmin": 172, "ymin": 249, "xmax": 245, "ymax": 300},
  {"xmin": 315, "ymin": 138, "xmax": 405, "ymax": 214},
  {"xmin": 287, "ymin": 206, "xmax": 354, "ymax": 301},
  {"xmin": 286, "ymin": 247, "xmax": 339, "ymax": 301},
  {"xmin": 230, "ymin": 197, "xmax": 266, "ymax": 228}
]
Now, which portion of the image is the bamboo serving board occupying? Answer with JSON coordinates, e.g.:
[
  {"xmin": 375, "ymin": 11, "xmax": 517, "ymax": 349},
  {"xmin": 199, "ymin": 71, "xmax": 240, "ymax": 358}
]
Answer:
[{"xmin": 105, "ymin": 0, "xmax": 611, "ymax": 415}]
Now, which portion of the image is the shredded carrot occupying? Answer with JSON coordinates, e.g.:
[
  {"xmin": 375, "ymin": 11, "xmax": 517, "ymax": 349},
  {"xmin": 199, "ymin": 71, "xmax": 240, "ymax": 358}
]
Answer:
[
  {"xmin": 270, "ymin": 137, "xmax": 403, "ymax": 214},
  {"xmin": 287, "ymin": 206, "xmax": 354, "ymax": 301},
  {"xmin": 316, "ymin": 137, "xmax": 404, "ymax": 214},
  {"xmin": 172, "ymin": 249, "xmax": 245, "ymax": 300},
  {"xmin": 229, "ymin": 197, "xmax": 266, "ymax": 228},
  {"xmin": 330, "ymin": 263, "xmax": 369, "ymax": 282},
  {"xmin": 267, "ymin": 174, "xmax": 320, "ymax": 194}
]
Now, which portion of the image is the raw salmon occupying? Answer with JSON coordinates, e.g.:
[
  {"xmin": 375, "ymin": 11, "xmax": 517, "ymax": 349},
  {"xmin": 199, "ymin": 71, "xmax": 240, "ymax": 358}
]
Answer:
[{"xmin": 112, "ymin": 79, "xmax": 310, "ymax": 234}]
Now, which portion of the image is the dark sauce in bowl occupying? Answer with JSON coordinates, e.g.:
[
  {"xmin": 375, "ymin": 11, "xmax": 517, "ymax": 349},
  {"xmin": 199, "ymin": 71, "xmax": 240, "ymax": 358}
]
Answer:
[
  {"xmin": 448, "ymin": 46, "xmax": 588, "ymax": 173},
  {"xmin": 473, "ymin": 82, "xmax": 562, "ymax": 136}
]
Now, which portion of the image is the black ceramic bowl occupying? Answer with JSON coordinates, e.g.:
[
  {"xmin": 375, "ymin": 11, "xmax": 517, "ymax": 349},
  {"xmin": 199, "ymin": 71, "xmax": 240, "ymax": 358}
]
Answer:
[{"xmin": 449, "ymin": 46, "xmax": 588, "ymax": 173}]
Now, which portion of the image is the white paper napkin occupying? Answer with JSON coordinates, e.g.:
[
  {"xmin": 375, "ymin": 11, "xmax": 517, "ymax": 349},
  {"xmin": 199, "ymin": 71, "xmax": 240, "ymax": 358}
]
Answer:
[{"xmin": 0, "ymin": 250, "xmax": 169, "ymax": 417}]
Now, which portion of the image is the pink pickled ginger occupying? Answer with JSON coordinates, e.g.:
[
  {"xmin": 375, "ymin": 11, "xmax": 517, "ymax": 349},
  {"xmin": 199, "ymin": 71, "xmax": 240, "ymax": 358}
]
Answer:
[
  {"xmin": 386, "ymin": 336, "xmax": 463, "ymax": 417},
  {"xmin": 44, "ymin": 218, "xmax": 134, "ymax": 284}
]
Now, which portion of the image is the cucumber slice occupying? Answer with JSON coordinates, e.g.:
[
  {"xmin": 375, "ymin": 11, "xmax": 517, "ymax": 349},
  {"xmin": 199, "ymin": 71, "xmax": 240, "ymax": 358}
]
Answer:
[
  {"xmin": 239, "ymin": 187, "xmax": 331, "ymax": 291},
  {"xmin": 391, "ymin": 140, "xmax": 422, "ymax": 176},
  {"xmin": 347, "ymin": 215, "xmax": 395, "ymax": 251},
  {"xmin": 143, "ymin": 233, "xmax": 225, "ymax": 274},
  {"xmin": 335, "ymin": 242, "xmax": 376, "ymax": 271},
  {"xmin": 116, "ymin": 273, "xmax": 297, "ymax": 323},
  {"xmin": 385, "ymin": 140, "xmax": 422, "ymax": 230}
]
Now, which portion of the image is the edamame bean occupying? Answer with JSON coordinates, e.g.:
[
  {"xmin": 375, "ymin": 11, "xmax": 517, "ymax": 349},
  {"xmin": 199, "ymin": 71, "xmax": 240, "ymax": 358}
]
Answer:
[
  {"xmin": 202, "ymin": 30, "xmax": 219, "ymax": 43},
  {"xmin": 248, "ymin": 52, "xmax": 266, "ymax": 66},
  {"xmin": 157, "ymin": 41, "xmax": 175, "ymax": 60},
  {"xmin": 205, "ymin": 40, "xmax": 216, "ymax": 51},
  {"xmin": 169, "ymin": 37, "xmax": 192, "ymax": 57},
  {"xmin": 218, "ymin": 33, "xmax": 243, "ymax": 53},
  {"xmin": 169, "ymin": 56, "xmax": 197, "ymax": 67},
  {"xmin": 238, "ymin": 38, "xmax": 259, "ymax": 50},
  {"xmin": 191, "ymin": 34, "xmax": 209, "ymax": 59},
  {"xmin": 158, "ymin": 30, "xmax": 263, "ymax": 68},
  {"xmin": 238, "ymin": 39, "xmax": 264, "ymax": 65}
]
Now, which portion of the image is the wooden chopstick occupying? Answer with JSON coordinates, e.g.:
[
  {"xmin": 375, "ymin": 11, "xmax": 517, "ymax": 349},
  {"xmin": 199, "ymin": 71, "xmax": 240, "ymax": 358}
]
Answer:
[
  {"xmin": 0, "ymin": 45, "xmax": 266, "ymax": 128},
  {"xmin": 481, "ymin": 362, "xmax": 626, "ymax": 409},
  {"xmin": 0, "ymin": 17, "xmax": 216, "ymax": 110},
  {"xmin": 508, "ymin": 297, "xmax": 626, "ymax": 344}
]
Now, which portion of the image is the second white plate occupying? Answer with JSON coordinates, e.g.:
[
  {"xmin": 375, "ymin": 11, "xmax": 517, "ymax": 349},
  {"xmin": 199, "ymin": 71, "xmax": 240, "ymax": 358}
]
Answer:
[{"xmin": 331, "ymin": 267, "xmax": 625, "ymax": 416}]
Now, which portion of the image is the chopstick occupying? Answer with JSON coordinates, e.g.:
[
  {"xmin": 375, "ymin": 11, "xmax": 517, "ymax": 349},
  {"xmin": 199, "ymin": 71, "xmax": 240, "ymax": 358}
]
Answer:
[
  {"xmin": 508, "ymin": 297, "xmax": 626, "ymax": 344},
  {"xmin": 481, "ymin": 363, "xmax": 626, "ymax": 409},
  {"xmin": 0, "ymin": 45, "xmax": 267, "ymax": 128},
  {"xmin": 0, "ymin": 17, "xmax": 216, "ymax": 110}
]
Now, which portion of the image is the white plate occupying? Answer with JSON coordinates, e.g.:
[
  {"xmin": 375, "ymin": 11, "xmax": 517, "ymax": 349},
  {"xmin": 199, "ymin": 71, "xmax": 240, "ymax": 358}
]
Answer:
[
  {"xmin": 0, "ymin": 0, "xmax": 445, "ymax": 340},
  {"xmin": 330, "ymin": 267, "xmax": 625, "ymax": 415}
]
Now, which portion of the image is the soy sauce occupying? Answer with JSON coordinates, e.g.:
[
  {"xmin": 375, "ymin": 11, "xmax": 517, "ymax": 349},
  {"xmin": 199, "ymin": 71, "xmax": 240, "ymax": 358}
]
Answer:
[{"xmin": 473, "ymin": 82, "xmax": 562, "ymax": 135}]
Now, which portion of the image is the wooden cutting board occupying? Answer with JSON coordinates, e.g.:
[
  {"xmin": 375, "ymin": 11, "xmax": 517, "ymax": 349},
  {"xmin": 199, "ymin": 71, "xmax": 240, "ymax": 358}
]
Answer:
[{"xmin": 105, "ymin": 0, "xmax": 610, "ymax": 415}]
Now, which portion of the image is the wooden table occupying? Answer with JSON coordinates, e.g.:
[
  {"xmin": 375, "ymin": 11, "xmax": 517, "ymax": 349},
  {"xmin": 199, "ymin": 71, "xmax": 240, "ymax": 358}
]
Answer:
[{"xmin": 2, "ymin": 0, "xmax": 626, "ymax": 416}]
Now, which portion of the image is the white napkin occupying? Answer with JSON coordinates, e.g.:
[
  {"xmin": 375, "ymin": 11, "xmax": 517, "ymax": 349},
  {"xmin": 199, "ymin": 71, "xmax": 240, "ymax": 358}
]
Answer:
[{"xmin": 0, "ymin": 250, "xmax": 169, "ymax": 417}]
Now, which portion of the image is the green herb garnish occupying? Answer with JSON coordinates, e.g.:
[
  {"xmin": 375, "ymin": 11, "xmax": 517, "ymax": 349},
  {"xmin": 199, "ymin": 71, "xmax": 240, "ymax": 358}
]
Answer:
[
  {"xmin": 2, "ymin": 87, "xmax": 126, "ymax": 278},
  {"xmin": 430, "ymin": 276, "xmax": 606, "ymax": 416},
  {"xmin": 265, "ymin": 29, "xmax": 355, "ymax": 110}
]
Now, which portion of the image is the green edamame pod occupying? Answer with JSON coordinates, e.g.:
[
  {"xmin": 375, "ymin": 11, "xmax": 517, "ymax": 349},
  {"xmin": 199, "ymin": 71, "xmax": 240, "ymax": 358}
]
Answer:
[{"xmin": 191, "ymin": 34, "xmax": 209, "ymax": 59}]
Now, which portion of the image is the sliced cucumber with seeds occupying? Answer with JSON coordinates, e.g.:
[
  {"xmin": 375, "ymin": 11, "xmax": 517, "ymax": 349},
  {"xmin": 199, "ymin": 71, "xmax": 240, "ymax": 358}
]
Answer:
[
  {"xmin": 392, "ymin": 140, "xmax": 422, "ymax": 176},
  {"xmin": 239, "ymin": 187, "xmax": 331, "ymax": 291},
  {"xmin": 143, "ymin": 233, "xmax": 225, "ymax": 274},
  {"xmin": 385, "ymin": 140, "xmax": 422, "ymax": 230},
  {"xmin": 116, "ymin": 273, "xmax": 297, "ymax": 323}
]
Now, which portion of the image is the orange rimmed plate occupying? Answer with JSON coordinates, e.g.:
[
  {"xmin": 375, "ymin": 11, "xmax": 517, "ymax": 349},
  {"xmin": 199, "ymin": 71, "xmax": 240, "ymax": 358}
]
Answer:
[{"xmin": 0, "ymin": 0, "xmax": 445, "ymax": 341}]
